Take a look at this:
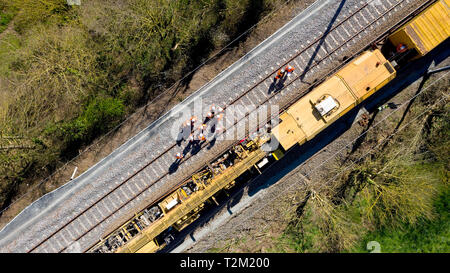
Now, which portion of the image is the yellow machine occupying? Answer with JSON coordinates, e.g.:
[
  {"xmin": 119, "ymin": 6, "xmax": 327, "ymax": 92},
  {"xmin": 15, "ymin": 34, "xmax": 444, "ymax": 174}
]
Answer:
[
  {"xmin": 389, "ymin": 0, "xmax": 450, "ymax": 57},
  {"xmin": 273, "ymin": 49, "xmax": 396, "ymax": 151}
]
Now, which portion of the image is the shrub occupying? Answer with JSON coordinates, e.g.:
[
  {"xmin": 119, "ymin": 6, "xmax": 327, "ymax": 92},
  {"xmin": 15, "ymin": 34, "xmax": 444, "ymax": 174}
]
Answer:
[{"xmin": 61, "ymin": 97, "xmax": 125, "ymax": 146}]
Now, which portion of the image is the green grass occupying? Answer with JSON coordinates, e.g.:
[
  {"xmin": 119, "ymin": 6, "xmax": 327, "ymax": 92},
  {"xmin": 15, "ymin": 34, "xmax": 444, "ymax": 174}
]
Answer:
[
  {"xmin": 0, "ymin": 10, "xmax": 13, "ymax": 33},
  {"xmin": 354, "ymin": 184, "xmax": 449, "ymax": 253},
  {"xmin": 0, "ymin": 0, "xmax": 18, "ymax": 33},
  {"xmin": 0, "ymin": 32, "xmax": 20, "ymax": 75}
]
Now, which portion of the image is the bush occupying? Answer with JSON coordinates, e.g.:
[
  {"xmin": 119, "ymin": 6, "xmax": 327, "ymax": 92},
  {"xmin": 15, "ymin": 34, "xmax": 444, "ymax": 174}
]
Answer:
[
  {"xmin": 8, "ymin": 0, "xmax": 74, "ymax": 34},
  {"xmin": 0, "ymin": 0, "xmax": 16, "ymax": 33},
  {"xmin": 60, "ymin": 97, "xmax": 125, "ymax": 147}
]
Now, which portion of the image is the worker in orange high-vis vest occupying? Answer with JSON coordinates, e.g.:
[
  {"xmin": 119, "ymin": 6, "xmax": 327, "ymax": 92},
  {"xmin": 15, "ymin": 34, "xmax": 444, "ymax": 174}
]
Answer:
[
  {"xmin": 396, "ymin": 43, "xmax": 407, "ymax": 53},
  {"xmin": 285, "ymin": 65, "xmax": 295, "ymax": 76},
  {"xmin": 198, "ymin": 133, "xmax": 206, "ymax": 141},
  {"xmin": 176, "ymin": 152, "xmax": 184, "ymax": 160},
  {"xmin": 274, "ymin": 68, "xmax": 286, "ymax": 81}
]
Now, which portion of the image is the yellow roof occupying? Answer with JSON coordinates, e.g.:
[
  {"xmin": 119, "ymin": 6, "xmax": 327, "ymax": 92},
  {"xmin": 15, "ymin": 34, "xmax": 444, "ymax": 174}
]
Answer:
[
  {"xmin": 271, "ymin": 49, "xmax": 396, "ymax": 151},
  {"xmin": 287, "ymin": 75, "xmax": 356, "ymax": 139},
  {"xmin": 273, "ymin": 112, "xmax": 306, "ymax": 151},
  {"xmin": 336, "ymin": 50, "xmax": 395, "ymax": 100}
]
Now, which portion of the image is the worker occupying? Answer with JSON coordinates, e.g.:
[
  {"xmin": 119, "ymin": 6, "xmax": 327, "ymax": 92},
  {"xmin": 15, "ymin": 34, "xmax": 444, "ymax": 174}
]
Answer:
[
  {"xmin": 206, "ymin": 105, "xmax": 223, "ymax": 122},
  {"xmin": 265, "ymin": 122, "xmax": 272, "ymax": 134},
  {"xmin": 175, "ymin": 152, "xmax": 184, "ymax": 160},
  {"xmin": 198, "ymin": 133, "xmax": 206, "ymax": 141},
  {"xmin": 216, "ymin": 113, "xmax": 224, "ymax": 122},
  {"xmin": 274, "ymin": 68, "xmax": 286, "ymax": 81},
  {"xmin": 396, "ymin": 43, "xmax": 407, "ymax": 53},
  {"xmin": 285, "ymin": 65, "xmax": 295, "ymax": 76}
]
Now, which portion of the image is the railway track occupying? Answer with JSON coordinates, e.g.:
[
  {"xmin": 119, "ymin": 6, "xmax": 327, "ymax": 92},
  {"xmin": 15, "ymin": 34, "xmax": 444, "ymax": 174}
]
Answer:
[{"xmin": 22, "ymin": 0, "xmax": 434, "ymax": 253}]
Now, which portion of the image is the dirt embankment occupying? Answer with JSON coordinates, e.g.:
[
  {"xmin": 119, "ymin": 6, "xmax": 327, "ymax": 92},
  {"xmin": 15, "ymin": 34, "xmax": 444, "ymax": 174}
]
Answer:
[{"xmin": 0, "ymin": 0, "xmax": 315, "ymax": 229}]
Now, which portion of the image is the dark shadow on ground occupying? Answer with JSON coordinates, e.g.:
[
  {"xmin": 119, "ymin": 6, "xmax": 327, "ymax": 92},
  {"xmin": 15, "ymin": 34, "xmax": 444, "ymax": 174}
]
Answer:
[
  {"xmin": 169, "ymin": 161, "xmax": 180, "ymax": 174},
  {"xmin": 299, "ymin": 0, "xmax": 347, "ymax": 83}
]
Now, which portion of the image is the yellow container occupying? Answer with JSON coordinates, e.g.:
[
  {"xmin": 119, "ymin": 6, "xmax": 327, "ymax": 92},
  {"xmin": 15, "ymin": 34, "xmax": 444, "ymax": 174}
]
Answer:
[{"xmin": 389, "ymin": 0, "xmax": 450, "ymax": 56}]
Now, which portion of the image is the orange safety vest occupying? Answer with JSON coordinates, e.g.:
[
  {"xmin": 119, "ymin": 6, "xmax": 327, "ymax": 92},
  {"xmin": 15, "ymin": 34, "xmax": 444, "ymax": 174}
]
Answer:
[
  {"xmin": 285, "ymin": 65, "xmax": 295, "ymax": 73},
  {"xmin": 176, "ymin": 153, "xmax": 183, "ymax": 159},
  {"xmin": 275, "ymin": 69, "xmax": 285, "ymax": 79},
  {"xmin": 198, "ymin": 134, "xmax": 206, "ymax": 141},
  {"xmin": 396, "ymin": 43, "xmax": 407, "ymax": 53}
]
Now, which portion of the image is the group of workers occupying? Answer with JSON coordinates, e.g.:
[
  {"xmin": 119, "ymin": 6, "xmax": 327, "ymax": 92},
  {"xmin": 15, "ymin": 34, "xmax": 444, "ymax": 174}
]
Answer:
[
  {"xmin": 274, "ymin": 64, "xmax": 295, "ymax": 82},
  {"xmin": 175, "ymin": 104, "xmax": 224, "ymax": 162},
  {"xmin": 174, "ymin": 63, "xmax": 296, "ymax": 162}
]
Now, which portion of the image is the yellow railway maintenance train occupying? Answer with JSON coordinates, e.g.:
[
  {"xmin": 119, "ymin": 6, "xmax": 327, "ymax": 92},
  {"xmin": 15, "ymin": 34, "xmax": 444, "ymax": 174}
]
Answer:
[{"xmin": 88, "ymin": 0, "xmax": 449, "ymax": 253}]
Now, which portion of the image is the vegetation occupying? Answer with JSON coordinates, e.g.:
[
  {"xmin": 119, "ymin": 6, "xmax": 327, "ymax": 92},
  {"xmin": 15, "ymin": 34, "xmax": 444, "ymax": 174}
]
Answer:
[
  {"xmin": 0, "ymin": 0, "xmax": 286, "ymax": 211},
  {"xmin": 353, "ymin": 184, "xmax": 449, "ymax": 252},
  {"xmin": 0, "ymin": 5, "xmax": 15, "ymax": 33}
]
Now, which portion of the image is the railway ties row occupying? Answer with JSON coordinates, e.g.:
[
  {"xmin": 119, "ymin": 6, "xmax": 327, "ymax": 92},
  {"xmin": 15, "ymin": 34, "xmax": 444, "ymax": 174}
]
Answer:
[
  {"xmin": 32, "ymin": 175, "xmax": 148, "ymax": 252},
  {"xmin": 29, "ymin": 0, "xmax": 416, "ymax": 253}
]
